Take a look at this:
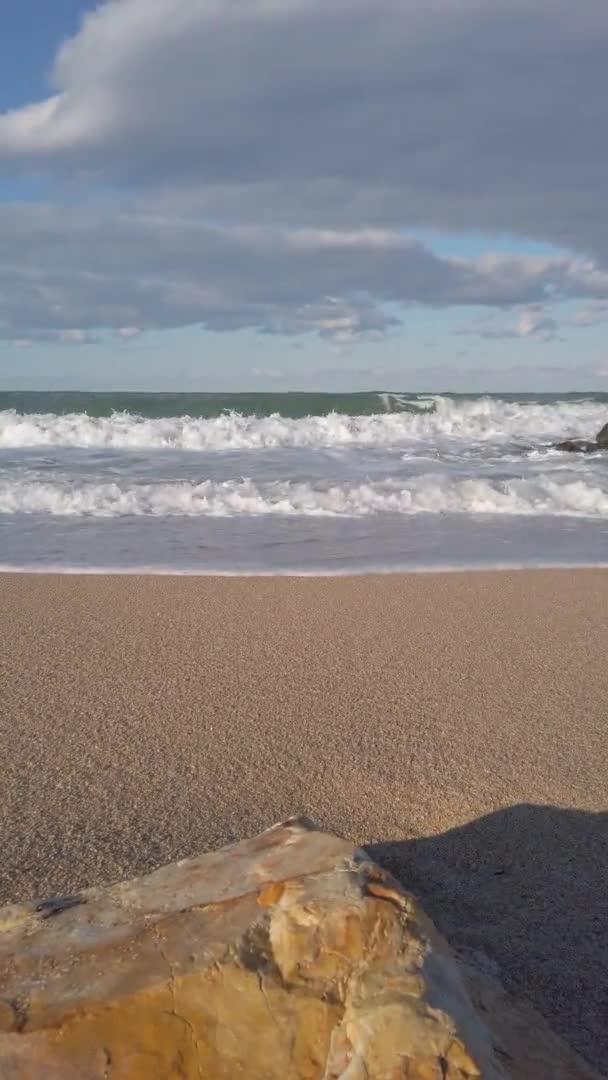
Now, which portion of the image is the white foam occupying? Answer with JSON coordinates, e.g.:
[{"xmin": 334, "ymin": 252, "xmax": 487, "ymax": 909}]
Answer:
[
  {"xmin": 0, "ymin": 397, "xmax": 605, "ymax": 451},
  {"xmin": 1, "ymin": 562, "xmax": 607, "ymax": 578},
  {"xmin": 2, "ymin": 474, "xmax": 607, "ymax": 518}
]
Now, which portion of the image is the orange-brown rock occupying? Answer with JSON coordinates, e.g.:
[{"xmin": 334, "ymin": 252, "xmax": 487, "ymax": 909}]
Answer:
[{"xmin": 0, "ymin": 819, "xmax": 599, "ymax": 1079}]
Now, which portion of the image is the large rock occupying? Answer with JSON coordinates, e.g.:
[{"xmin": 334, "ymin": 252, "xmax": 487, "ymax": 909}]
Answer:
[
  {"xmin": 0, "ymin": 819, "xmax": 599, "ymax": 1079},
  {"xmin": 554, "ymin": 439, "xmax": 599, "ymax": 453},
  {"xmin": 555, "ymin": 420, "xmax": 608, "ymax": 453}
]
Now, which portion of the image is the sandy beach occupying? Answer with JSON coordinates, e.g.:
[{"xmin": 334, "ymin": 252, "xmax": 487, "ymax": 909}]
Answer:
[{"xmin": 1, "ymin": 567, "xmax": 607, "ymax": 1069}]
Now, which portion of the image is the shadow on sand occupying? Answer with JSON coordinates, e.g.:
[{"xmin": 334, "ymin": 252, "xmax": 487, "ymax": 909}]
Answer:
[{"xmin": 367, "ymin": 804, "xmax": 608, "ymax": 1074}]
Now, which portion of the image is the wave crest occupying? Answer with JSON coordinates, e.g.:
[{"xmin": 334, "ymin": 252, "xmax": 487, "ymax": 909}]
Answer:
[
  {"xmin": 0, "ymin": 397, "xmax": 606, "ymax": 451},
  {"xmin": 2, "ymin": 474, "xmax": 607, "ymax": 518}
]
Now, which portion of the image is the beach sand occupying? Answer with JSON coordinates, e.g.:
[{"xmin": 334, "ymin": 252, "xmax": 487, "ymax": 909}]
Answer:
[{"xmin": 1, "ymin": 568, "xmax": 607, "ymax": 1069}]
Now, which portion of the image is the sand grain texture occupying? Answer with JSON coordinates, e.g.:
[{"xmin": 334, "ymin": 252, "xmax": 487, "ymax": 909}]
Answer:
[{"xmin": 1, "ymin": 569, "xmax": 607, "ymax": 1071}]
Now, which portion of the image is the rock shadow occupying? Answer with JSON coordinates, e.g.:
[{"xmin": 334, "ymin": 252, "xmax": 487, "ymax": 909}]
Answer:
[{"xmin": 367, "ymin": 804, "xmax": 608, "ymax": 1074}]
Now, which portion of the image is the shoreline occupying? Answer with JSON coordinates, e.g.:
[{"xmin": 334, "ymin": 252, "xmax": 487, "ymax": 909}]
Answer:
[
  {"xmin": 2, "ymin": 559, "xmax": 608, "ymax": 577},
  {"xmin": 1, "ymin": 567, "xmax": 607, "ymax": 1069}
]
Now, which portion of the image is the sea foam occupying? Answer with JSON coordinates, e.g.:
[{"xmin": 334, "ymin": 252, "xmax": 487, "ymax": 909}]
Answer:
[
  {"xmin": 2, "ymin": 474, "xmax": 607, "ymax": 518},
  {"xmin": 0, "ymin": 397, "xmax": 605, "ymax": 451}
]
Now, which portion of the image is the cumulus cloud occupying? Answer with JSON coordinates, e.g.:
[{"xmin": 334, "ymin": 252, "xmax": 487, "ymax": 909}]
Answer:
[
  {"xmin": 517, "ymin": 306, "xmax": 558, "ymax": 342},
  {"xmin": 1, "ymin": 204, "xmax": 608, "ymax": 342},
  {"xmin": 0, "ymin": 0, "xmax": 607, "ymax": 263},
  {"xmin": 458, "ymin": 304, "xmax": 560, "ymax": 343},
  {"xmin": 1, "ymin": 0, "xmax": 608, "ymax": 344}
]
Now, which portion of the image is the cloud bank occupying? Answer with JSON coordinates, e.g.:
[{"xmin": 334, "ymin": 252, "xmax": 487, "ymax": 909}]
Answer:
[
  {"xmin": 1, "ymin": 205, "xmax": 607, "ymax": 343},
  {"xmin": 1, "ymin": 0, "xmax": 607, "ymax": 342}
]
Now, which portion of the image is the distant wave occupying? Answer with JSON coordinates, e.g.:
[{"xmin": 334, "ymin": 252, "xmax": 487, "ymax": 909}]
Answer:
[
  {"xmin": 0, "ymin": 397, "xmax": 606, "ymax": 450},
  {"xmin": 2, "ymin": 474, "xmax": 607, "ymax": 518},
  {"xmin": 0, "ymin": 390, "xmax": 436, "ymax": 420}
]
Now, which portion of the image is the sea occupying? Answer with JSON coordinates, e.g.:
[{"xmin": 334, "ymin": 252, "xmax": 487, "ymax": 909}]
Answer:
[{"xmin": 1, "ymin": 390, "xmax": 607, "ymax": 574}]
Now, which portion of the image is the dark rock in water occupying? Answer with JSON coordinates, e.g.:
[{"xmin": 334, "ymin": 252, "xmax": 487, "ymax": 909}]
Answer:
[
  {"xmin": 554, "ymin": 421, "xmax": 608, "ymax": 453},
  {"xmin": 555, "ymin": 439, "xmax": 599, "ymax": 453}
]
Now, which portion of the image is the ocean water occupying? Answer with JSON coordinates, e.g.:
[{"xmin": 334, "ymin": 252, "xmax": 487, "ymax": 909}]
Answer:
[{"xmin": 1, "ymin": 390, "xmax": 607, "ymax": 573}]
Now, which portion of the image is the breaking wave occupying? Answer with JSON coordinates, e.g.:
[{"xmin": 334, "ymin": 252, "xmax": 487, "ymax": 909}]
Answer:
[
  {"xmin": 2, "ymin": 474, "xmax": 607, "ymax": 518},
  {"xmin": 0, "ymin": 397, "xmax": 606, "ymax": 451}
]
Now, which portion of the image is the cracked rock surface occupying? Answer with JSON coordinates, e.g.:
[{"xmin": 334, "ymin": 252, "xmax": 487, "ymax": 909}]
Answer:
[{"xmin": 0, "ymin": 819, "xmax": 599, "ymax": 1079}]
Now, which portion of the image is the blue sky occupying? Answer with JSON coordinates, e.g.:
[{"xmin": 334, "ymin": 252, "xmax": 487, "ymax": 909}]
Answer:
[
  {"xmin": 0, "ymin": 1, "xmax": 84, "ymax": 110},
  {"xmin": 1, "ymin": 0, "xmax": 607, "ymax": 391}
]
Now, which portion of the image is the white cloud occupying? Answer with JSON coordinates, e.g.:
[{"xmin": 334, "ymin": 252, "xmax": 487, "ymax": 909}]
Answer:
[
  {"xmin": 1, "ymin": 205, "xmax": 608, "ymax": 341},
  {"xmin": 1, "ymin": 0, "xmax": 607, "ymax": 344},
  {"xmin": 116, "ymin": 326, "xmax": 141, "ymax": 340},
  {"xmin": 0, "ymin": 0, "xmax": 607, "ymax": 263},
  {"xmin": 517, "ymin": 306, "xmax": 558, "ymax": 341},
  {"xmin": 464, "ymin": 293, "xmax": 608, "ymax": 344},
  {"xmin": 458, "ymin": 304, "xmax": 560, "ymax": 343}
]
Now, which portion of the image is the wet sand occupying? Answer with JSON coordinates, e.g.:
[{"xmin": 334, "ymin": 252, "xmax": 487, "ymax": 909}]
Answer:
[{"xmin": 1, "ymin": 568, "xmax": 607, "ymax": 1069}]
